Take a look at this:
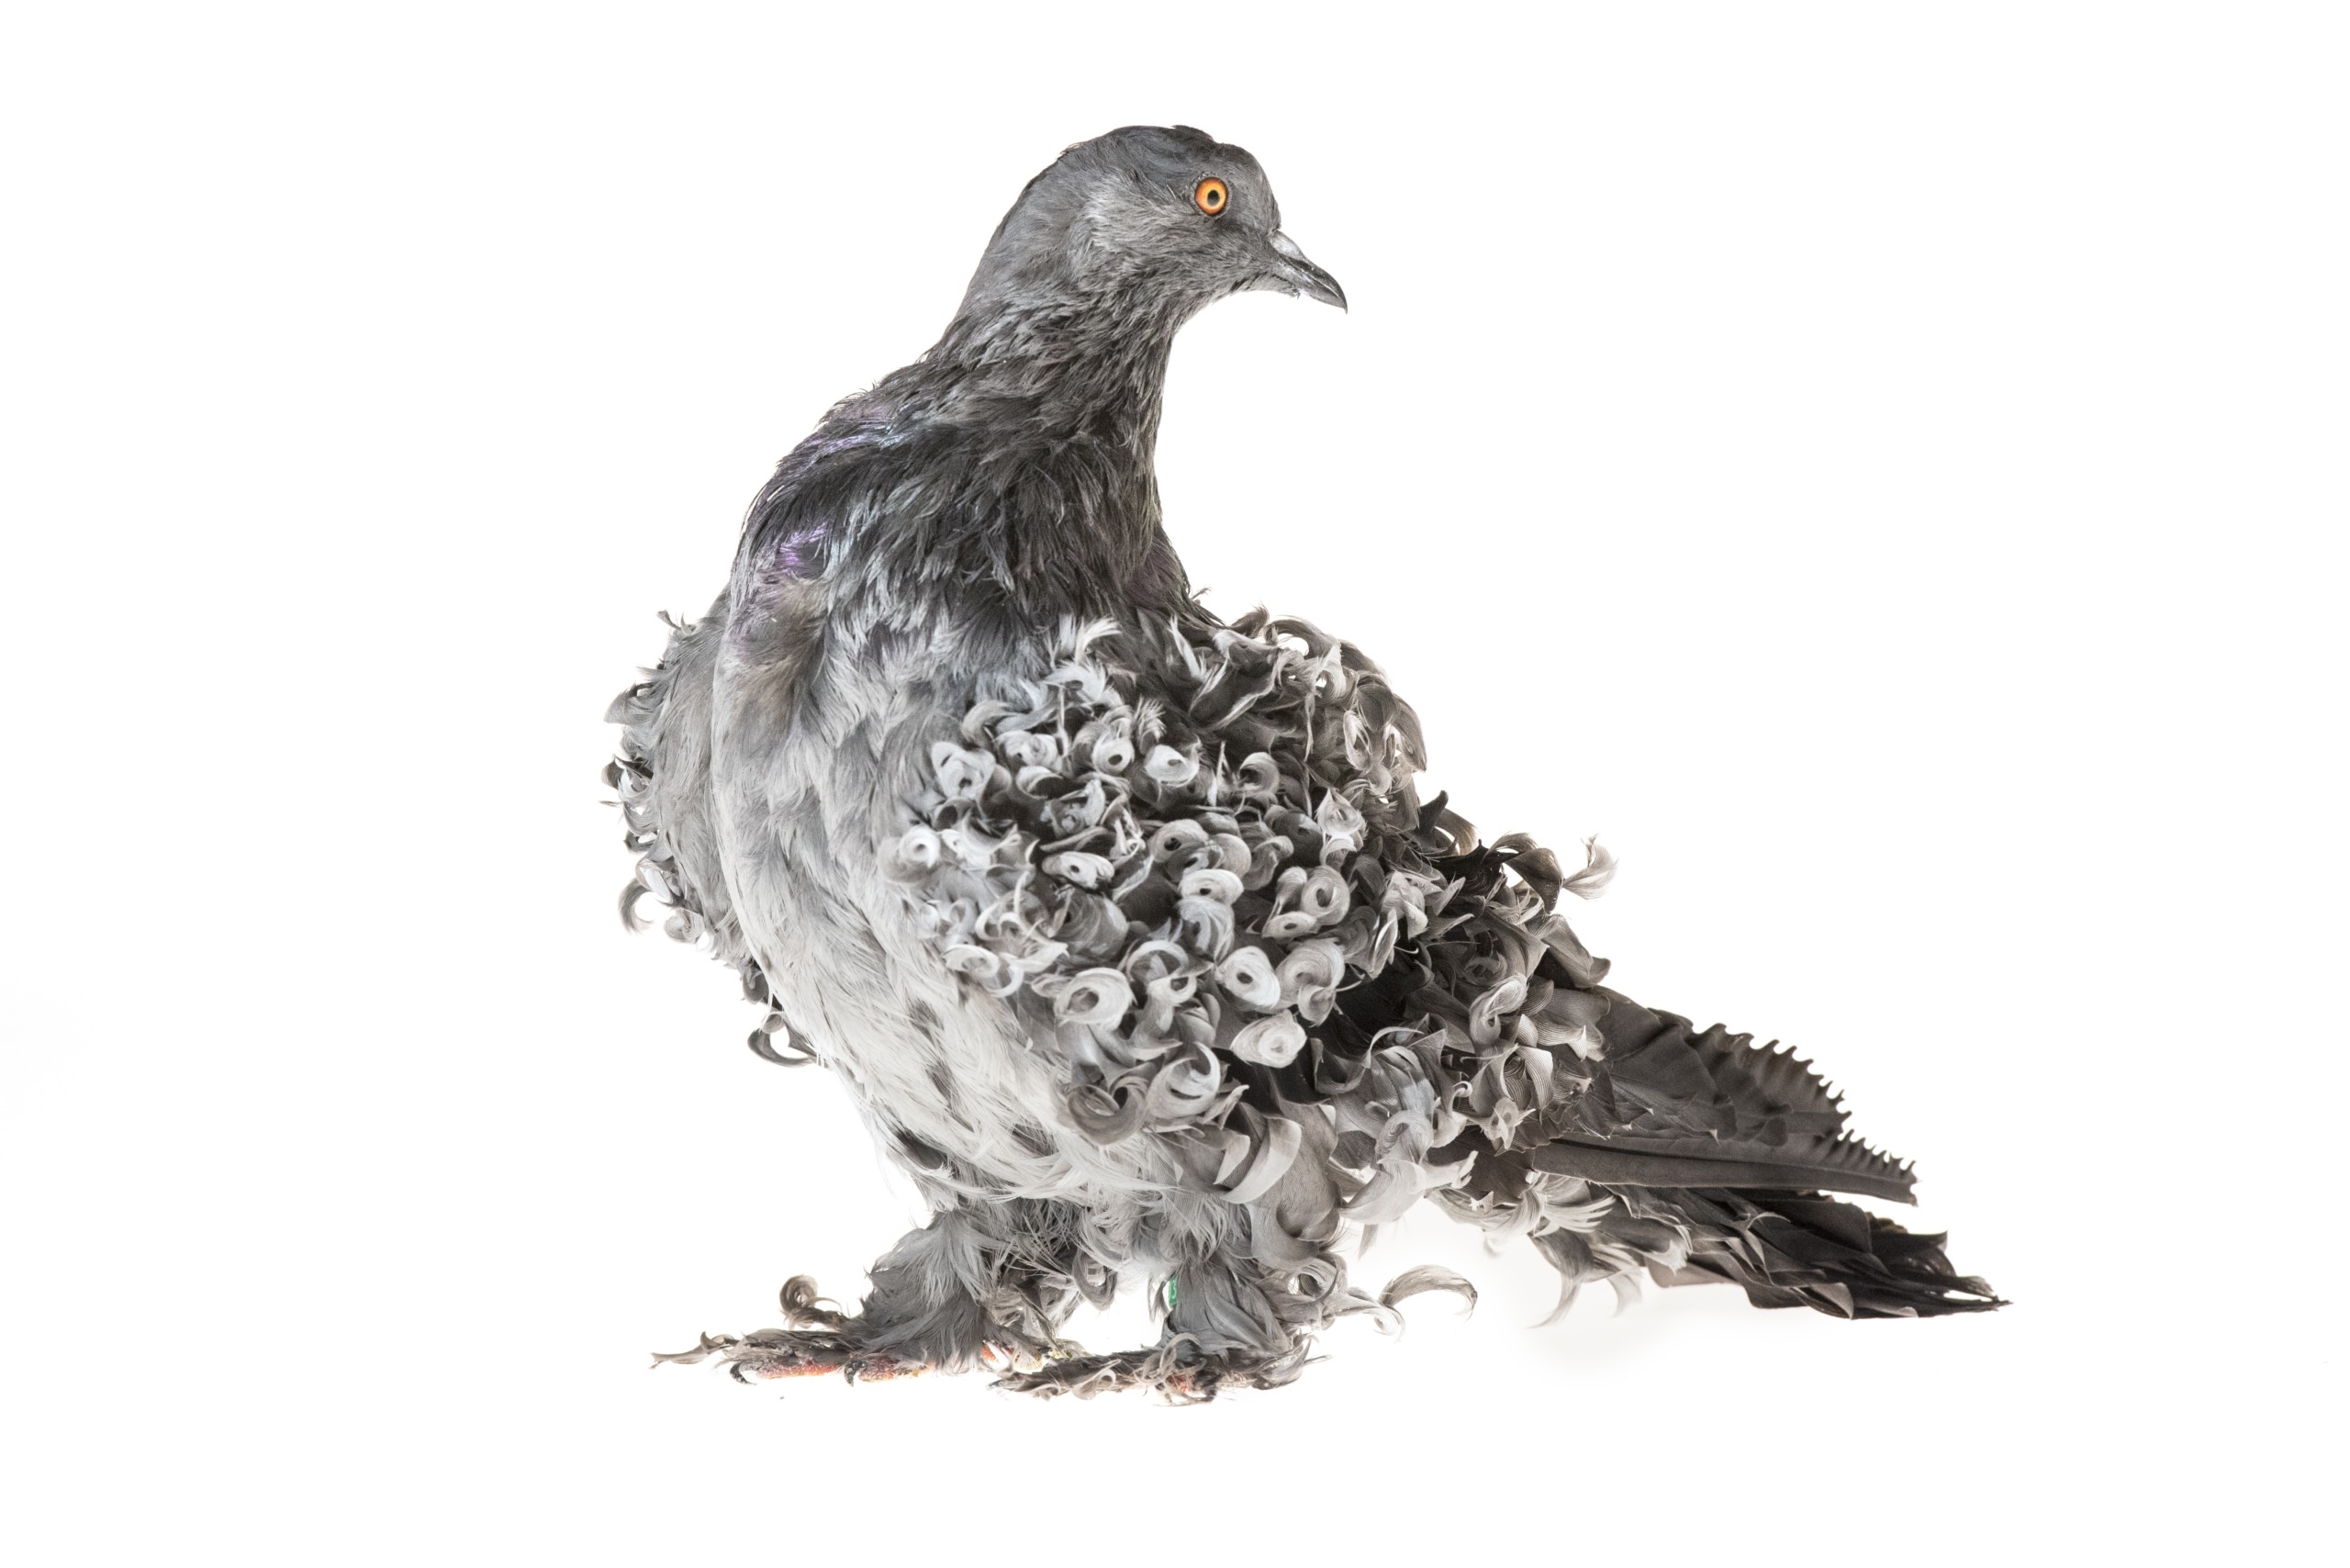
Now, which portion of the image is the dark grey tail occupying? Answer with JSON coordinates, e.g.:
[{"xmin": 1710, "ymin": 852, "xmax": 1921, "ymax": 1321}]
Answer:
[
  {"xmin": 1479, "ymin": 985, "xmax": 2002, "ymax": 1319},
  {"xmin": 1647, "ymin": 1187, "xmax": 2002, "ymax": 1318}
]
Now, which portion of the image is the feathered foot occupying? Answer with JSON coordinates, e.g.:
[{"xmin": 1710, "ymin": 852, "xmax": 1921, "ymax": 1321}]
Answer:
[
  {"xmin": 650, "ymin": 1275, "xmax": 928, "ymax": 1384},
  {"xmin": 990, "ymin": 1341, "xmax": 1308, "ymax": 1404},
  {"xmin": 650, "ymin": 1327, "xmax": 925, "ymax": 1384}
]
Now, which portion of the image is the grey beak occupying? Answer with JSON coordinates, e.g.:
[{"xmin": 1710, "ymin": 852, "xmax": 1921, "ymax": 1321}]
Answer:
[{"xmin": 1263, "ymin": 230, "xmax": 1347, "ymax": 311}]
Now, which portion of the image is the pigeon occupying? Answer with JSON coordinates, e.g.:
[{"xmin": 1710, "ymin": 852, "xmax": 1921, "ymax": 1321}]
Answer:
[{"xmin": 607, "ymin": 125, "xmax": 1998, "ymax": 1401}]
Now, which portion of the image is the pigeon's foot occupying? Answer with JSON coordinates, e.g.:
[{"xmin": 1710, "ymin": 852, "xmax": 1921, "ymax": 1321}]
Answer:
[
  {"xmin": 991, "ymin": 1343, "xmax": 1305, "ymax": 1404},
  {"xmin": 650, "ymin": 1327, "xmax": 924, "ymax": 1384},
  {"xmin": 650, "ymin": 1274, "xmax": 926, "ymax": 1384}
]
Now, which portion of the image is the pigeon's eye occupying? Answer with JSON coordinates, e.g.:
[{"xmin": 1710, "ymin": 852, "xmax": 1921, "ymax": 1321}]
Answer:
[{"xmin": 1193, "ymin": 177, "xmax": 1229, "ymax": 217}]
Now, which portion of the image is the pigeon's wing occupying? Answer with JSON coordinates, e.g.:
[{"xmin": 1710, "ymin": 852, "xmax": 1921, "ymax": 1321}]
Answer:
[
  {"xmin": 607, "ymin": 594, "xmax": 809, "ymax": 1063},
  {"xmin": 878, "ymin": 604, "xmax": 1994, "ymax": 1316},
  {"xmin": 883, "ymin": 606, "xmax": 1901, "ymax": 1185}
]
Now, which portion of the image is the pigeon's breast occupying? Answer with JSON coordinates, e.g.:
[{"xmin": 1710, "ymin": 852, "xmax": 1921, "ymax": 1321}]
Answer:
[{"xmin": 709, "ymin": 627, "xmax": 1176, "ymax": 1203}]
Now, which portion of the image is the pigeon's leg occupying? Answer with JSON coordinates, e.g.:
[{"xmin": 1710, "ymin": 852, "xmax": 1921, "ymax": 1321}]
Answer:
[
  {"xmin": 652, "ymin": 1200, "xmax": 1095, "ymax": 1384},
  {"xmin": 991, "ymin": 1247, "xmax": 1314, "ymax": 1401}
]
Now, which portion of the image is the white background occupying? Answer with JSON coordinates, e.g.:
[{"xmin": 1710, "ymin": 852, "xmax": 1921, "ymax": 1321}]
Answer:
[{"xmin": 6, "ymin": 5, "xmax": 2343, "ymax": 1563}]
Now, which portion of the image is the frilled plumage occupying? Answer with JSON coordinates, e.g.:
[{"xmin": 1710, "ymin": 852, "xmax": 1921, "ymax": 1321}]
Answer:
[{"xmin": 607, "ymin": 126, "xmax": 1996, "ymax": 1400}]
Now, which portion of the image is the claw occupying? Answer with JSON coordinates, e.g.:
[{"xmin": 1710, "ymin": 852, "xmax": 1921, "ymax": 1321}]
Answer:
[{"xmin": 649, "ymin": 1331, "xmax": 738, "ymax": 1368}]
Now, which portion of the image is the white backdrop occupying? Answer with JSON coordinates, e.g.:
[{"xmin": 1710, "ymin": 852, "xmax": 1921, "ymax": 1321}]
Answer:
[{"xmin": 6, "ymin": 6, "xmax": 2342, "ymax": 1563}]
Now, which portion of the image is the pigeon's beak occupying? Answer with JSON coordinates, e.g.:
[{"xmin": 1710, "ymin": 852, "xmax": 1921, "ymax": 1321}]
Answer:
[{"xmin": 1261, "ymin": 230, "xmax": 1347, "ymax": 311}]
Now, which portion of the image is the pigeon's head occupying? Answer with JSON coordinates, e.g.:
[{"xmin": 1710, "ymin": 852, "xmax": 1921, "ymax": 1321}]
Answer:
[{"xmin": 955, "ymin": 126, "xmax": 1345, "ymax": 332}]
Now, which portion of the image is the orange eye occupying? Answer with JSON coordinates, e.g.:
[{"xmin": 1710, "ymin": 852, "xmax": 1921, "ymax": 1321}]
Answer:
[{"xmin": 1193, "ymin": 177, "xmax": 1229, "ymax": 217}]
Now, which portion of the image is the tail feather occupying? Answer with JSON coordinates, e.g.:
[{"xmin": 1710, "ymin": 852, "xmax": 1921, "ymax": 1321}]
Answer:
[
  {"xmin": 1516, "ymin": 987, "xmax": 1921, "ymax": 1203},
  {"xmin": 1528, "ymin": 1135, "xmax": 1917, "ymax": 1204},
  {"xmin": 1693, "ymin": 1031, "xmax": 1846, "ymax": 1130},
  {"xmin": 1638, "ymin": 1187, "xmax": 2003, "ymax": 1319}
]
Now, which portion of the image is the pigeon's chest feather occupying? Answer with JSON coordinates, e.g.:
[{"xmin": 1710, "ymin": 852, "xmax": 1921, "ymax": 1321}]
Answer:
[
  {"xmin": 718, "ymin": 630, "xmax": 969, "ymax": 883},
  {"xmin": 711, "ymin": 629, "xmax": 1174, "ymax": 1197}
]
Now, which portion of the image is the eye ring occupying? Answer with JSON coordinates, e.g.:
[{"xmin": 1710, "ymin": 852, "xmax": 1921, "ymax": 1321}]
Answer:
[{"xmin": 1193, "ymin": 177, "xmax": 1229, "ymax": 217}]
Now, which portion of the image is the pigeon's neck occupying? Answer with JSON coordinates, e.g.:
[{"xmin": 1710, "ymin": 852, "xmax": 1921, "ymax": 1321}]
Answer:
[
  {"xmin": 931, "ymin": 298, "xmax": 1178, "ymax": 450},
  {"xmin": 868, "ymin": 300, "xmax": 1182, "ymax": 622},
  {"xmin": 741, "ymin": 300, "xmax": 1195, "ymax": 646}
]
